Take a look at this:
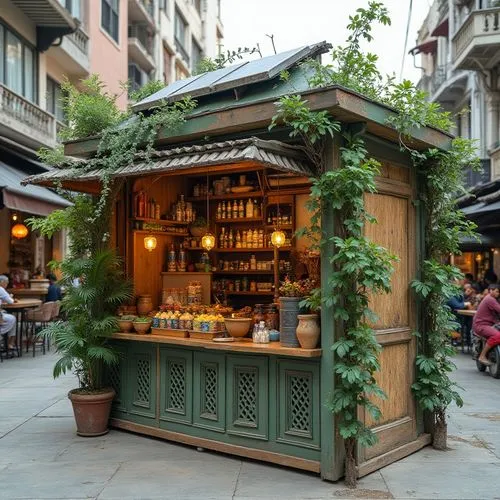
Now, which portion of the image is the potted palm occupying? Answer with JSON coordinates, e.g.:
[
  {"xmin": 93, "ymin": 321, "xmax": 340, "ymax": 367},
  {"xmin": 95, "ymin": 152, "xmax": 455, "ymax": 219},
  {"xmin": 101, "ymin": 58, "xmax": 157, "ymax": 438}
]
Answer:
[{"xmin": 41, "ymin": 250, "xmax": 133, "ymax": 436}]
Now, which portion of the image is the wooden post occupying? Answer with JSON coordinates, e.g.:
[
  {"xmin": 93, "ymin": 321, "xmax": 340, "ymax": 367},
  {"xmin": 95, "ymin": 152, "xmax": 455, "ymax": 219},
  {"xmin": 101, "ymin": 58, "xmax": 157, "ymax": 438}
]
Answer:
[{"xmin": 274, "ymin": 246, "xmax": 279, "ymax": 302}]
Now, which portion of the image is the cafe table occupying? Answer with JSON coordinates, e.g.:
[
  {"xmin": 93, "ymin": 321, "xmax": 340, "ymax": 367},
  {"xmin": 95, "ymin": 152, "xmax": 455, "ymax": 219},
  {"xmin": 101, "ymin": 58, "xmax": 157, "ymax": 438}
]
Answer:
[
  {"xmin": 456, "ymin": 309, "xmax": 476, "ymax": 353},
  {"xmin": 2, "ymin": 299, "xmax": 42, "ymax": 357}
]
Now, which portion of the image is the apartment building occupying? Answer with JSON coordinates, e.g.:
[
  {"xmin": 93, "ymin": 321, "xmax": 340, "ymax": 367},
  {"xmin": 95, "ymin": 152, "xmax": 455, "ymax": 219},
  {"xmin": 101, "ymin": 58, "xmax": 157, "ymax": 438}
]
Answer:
[
  {"xmin": 0, "ymin": 0, "xmax": 223, "ymax": 283},
  {"xmin": 414, "ymin": 0, "xmax": 500, "ymax": 278}
]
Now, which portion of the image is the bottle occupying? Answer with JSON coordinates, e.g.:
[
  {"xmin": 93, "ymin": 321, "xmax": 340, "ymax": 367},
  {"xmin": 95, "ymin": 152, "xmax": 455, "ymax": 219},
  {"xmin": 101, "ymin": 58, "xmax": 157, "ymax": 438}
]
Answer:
[
  {"xmin": 267, "ymin": 212, "xmax": 271, "ymax": 224},
  {"xmin": 242, "ymin": 230, "xmax": 247, "ymax": 247},
  {"xmin": 232, "ymin": 200, "xmax": 238, "ymax": 218},
  {"xmin": 221, "ymin": 201, "xmax": 226, "ymax": 219},
  {"xmin": 176, "ymin": 202, "xmax": 182, "ymax": 222},
  {"xmin": 239, "ymin": 200, "xmax": 245, "ymax": 218},
  {"xmin": 252, "ymin": 229, "xmax": 258, "ymax": 248},
  {"xmin": 236, "ymin": 230, "xmax": 241, "ymax": 248},
  {"xmin": 229, "ymin": 228, "xmax": 234, "ymax": 248},
  {"xmin": 258, "ymin": 229, "xmax": 264, "ymax": 248},
  {"xmin": 217, "ymin": 203, "xmax": 222, "ymax": 220},
  {"xmin": 177, "ymin": 248, "xmax": 186, "ymax": 272},
  {"xmin": 250, "ymin": 254, "xmax": 257, "ymax": 270},
  {"xmin": 253, "ymin": 200, "xmax": 260, "ymax": 218},
  {"xmin": 219, "ymin": 227, "xmax": 225, "ymax": 248},
  {"xmin": 246, "ymin": 198, "xmax": 253, "ymax": 218},
  {"xmin": 168, "ymin": 244, "xmax": 177, "ymax": 272}
]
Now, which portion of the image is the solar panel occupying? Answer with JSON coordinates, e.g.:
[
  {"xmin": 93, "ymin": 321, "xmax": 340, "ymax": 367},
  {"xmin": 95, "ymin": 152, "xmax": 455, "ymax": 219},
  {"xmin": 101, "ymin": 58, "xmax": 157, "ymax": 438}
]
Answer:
[{"xmin": 133, "ymin": 42, "xmax": 330, "ymax": 112}]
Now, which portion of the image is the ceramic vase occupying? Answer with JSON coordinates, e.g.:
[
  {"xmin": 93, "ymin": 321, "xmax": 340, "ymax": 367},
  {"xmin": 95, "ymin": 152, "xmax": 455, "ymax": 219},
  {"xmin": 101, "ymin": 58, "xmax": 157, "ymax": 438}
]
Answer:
[{"xmin": 296, "ymin": 314, "xmax": 320, "ymax": 349}]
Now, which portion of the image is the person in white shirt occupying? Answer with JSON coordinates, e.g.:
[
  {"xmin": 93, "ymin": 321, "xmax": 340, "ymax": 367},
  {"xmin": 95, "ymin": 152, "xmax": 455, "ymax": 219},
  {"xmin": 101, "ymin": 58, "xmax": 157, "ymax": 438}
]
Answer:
[{"xmin": 0, "ymin": 275, "xmax": 17, "ymax": 351}]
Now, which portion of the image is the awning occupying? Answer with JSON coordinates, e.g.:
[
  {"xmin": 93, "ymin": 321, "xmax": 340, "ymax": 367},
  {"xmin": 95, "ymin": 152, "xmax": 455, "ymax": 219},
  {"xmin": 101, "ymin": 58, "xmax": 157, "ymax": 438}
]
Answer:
[
  {"xmin": 431, "ymin": 18, "xmax": 449, "ymax": 38},
  {"xmin": 1, "ymin": 161, "xmax": 72, "ymax": 216},
  {"xmin": 409, "ymin": 39, "xmax": 438, "ymax": 56},
  {"xmin": 22, "ymin": 138, "xmax": 315, "ymax": 187}
]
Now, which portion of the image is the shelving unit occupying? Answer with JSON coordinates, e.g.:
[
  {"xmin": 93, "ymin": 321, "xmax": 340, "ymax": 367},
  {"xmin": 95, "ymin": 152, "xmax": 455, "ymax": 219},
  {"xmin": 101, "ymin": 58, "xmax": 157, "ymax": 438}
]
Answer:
[
  {"xmin": 214, "ymin": 248, "xmax": 291, "ymax": 253},
  {"xmin": 132, "ymin": 217, "xmax": 189, "ymax": 226},
  {"xmin": 213, "ymin": 270, "xmax": 273, "ymax": 275},
  {"xmin": 215, "ymin": 217, "xmax": 263, "ymax": 224},
  {"xmin": 225, "ymin": 291, "xmax": 274, "ymax": 296},
  {"xmin": 132, "ymin": 230, "xmax": 189, "ymax": 237},
  {"xmin": 187, "ymin": 192, "xmax": 263, "ymax": 202}
]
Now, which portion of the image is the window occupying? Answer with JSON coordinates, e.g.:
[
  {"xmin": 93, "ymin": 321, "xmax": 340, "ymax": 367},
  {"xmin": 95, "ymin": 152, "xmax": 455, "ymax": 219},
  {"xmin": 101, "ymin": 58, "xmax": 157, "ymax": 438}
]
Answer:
[
  {"xmin": 191, "ymin": 38, "xmax": 202, "ymax": 73},
  {"xmin": 128, "ymin": 63, "xmax": 148, "ymax": 93},
  {"xmin": 46, "ymin": 77, "xmax": 65, "ymax": 122},
  {"xmin": 175, "ymin": 63, "xmax": 189, "ymax": 81},
  {"xmin": 59, "ymin": 0, "xmax": 81, "ymax": 21},
  {"xmin": 175, "ymin": 9, "xmax": 187, "ymax": 47},
  {"xmin": 0, "ymin": 22, "xmax": 37, "ymax": 102},
  {"xmin": 101, "ymin": 0, "xmax": 119, "ymax": 43}
]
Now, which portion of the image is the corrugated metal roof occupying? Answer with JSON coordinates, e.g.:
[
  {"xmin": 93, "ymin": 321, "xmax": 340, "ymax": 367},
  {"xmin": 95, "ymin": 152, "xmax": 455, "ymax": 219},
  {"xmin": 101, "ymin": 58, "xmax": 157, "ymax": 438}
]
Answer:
[{"xmin": 22, "ymin": 138, "xmax": 314, "ymax": 186}]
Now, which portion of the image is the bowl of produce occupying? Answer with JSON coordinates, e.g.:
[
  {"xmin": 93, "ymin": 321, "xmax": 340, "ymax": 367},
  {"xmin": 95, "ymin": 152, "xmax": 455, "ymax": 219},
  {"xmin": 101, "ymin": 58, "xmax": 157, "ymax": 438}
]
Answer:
[
  {"xmin": 189, "ymin": 217, "xmax": 207, "ymax": 237},
  {"xmin": 223, "ymin": 317, "xmax": 253, "ymax": 338},
  {"xmin": 132, "ymin": 317, "xmax": 152, "ymax": 334},
  {"xmin": 117, "ymin": 315, "xmax": 136, "ymax": 332}
]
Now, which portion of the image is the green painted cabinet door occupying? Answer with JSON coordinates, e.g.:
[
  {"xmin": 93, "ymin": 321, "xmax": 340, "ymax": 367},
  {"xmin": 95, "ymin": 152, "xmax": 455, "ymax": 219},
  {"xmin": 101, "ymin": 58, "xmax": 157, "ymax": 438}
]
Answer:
[
  {"xmin": 276, "ymin": 359, "xmax": 320, "ymax": 450},
  {"xmin": 108, "ymin": 340, "xmax": 129, "ymax": 419},
  {"xmin": 159, "ymin": 347, "xmax": 193, "ymax": 425},
  {"xmin": 193, "ymin": 351, "xmax": 226, "ymax": 433},
  {"xmin": 128, "ymin": 343, "xmax": 157, "ymax": 424},
  {"xmin": 226, "ymin": 355, "xmax": 268, "ymax": 441}
]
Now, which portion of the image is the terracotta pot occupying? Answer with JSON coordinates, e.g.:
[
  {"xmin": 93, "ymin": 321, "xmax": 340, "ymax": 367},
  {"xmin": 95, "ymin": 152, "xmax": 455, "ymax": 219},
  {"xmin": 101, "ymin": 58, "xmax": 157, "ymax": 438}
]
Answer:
[
  {"xmin": 117, "ymin": 319, "xmax": 134, "ymax": 332},
  {"xmin": 136, "ymin": 295, "xmax": 152, "ymax": 316},
  {"xmin": 68, "ymin": 388, "xmax": 115, "ymax": 437},
  {"xmin": 296, "ymin": 314, "xmax": 320, "ymax": 349}
]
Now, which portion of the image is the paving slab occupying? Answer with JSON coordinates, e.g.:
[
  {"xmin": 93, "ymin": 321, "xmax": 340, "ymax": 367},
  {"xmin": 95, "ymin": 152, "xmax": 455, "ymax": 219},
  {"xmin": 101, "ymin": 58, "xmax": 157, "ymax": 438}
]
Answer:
[
  {"xmin": 0, "ymin": 462, "xmax": 119, "ymax": 500},
  {"xmin": 0, "ymin": 416, "xmax": 29, "ymax": 437},
  {"xmin": 97, "ymin": 460, "xmax": 240, "ymax": 500},
  {"xmin": 37, "ymin": 398, "xmax": 74, "ymax": 417},
  {"xmin": 16, "ymin": 416, "xmax": 75, "ymax": 434}
]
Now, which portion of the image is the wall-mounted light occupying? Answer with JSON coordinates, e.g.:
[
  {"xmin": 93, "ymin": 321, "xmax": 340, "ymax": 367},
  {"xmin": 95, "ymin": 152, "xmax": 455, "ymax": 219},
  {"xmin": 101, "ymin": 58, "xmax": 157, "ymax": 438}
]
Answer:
[
  {"xmin": 11, "ymin": 223, "xmax": 29, "ymax": 239},
  {"xmin": 144, "ymin": 234, "xmax": 157, "ymax": 252},
  {"xmin": 271, "ymin": 229, "xmax": 286, "ymax": 248}
]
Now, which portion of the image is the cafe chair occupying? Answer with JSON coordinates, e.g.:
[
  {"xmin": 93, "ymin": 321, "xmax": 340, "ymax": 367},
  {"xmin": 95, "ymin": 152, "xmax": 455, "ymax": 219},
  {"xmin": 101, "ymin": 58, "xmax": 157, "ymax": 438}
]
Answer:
[{"xmin": 26, "ymin": 302, "xmax": 56, "ymax": 357}]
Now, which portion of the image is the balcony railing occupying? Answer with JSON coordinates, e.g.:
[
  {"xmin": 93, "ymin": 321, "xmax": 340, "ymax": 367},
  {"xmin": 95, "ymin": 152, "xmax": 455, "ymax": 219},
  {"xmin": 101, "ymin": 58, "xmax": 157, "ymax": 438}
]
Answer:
[
  {"xmin": 67, "ymin": 27, "xmax": 89, "ymax": 55},
  {"xmin": 0, "ymin": 83, "xmax": 56, "ymax": 146},
  {"xmin": 175, "ymin": 38, "xmax": 190, "ymax": 66},
  {"xmin": 128, "ymin": 24, "xmax": 154, "ymax": 57},
  {"xmin": 453, "ymin": 7, "xmax": 500, "ymax": 68}
]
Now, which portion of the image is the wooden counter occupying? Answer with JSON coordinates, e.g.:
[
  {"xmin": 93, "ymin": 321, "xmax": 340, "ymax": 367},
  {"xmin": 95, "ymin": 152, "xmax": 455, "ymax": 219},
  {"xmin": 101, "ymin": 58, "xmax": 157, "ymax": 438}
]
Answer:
[{"xmin": 111, "ymin": 331, "xmax": 322, "ymax": 358}]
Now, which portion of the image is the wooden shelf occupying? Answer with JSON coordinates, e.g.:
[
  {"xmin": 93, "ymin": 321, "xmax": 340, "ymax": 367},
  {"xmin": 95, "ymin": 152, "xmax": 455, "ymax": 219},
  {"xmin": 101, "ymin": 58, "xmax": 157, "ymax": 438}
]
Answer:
[
  {"xmin": 132, "ymin": 217, "xmax": 188, "ymax": 226},
  {"xmin": 265, "ymin": 224, "xmax": 293, "ymax": 230},
  {"xmin": 187, "ymin": 192, "xmax": 263, "ymax": 202},
  {"xmin": 213, "ymin": 270, "xmax": 273, "ymax": 275},
  {"xmin": 215, "ymin": 217, "xmax": 263, "ymax": 224},
  {"xmin": 226, "ymin": 291, "xmax": 274, "ymax": 296},
  {"xmin": 132, "ymin": 230, "xmax": 189, "ymax": 237},
  {"xmin": 215, "ymin": 247, "xmax": 292, "ymax": 252},
  {"xmin": 160, "ymin": 272, "xmax": 212, "ymax": 275}
]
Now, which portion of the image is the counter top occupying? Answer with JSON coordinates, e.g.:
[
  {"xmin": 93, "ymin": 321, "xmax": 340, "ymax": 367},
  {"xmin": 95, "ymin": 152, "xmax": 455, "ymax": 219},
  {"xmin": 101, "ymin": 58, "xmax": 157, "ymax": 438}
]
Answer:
[{"xmin": 111, "ymin": 332, "xmax": 322, "ymax": 358}]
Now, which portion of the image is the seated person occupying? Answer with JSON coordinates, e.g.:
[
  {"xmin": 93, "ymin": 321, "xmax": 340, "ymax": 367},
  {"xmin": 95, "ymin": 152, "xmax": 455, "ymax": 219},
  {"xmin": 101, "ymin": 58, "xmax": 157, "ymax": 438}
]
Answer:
[
  {"xmin": 464, "ymin": 283, "xmax": 482, "ymax": 309},
  {"xmin": 46, "ymin": 273, "xmax": 62, "ymax": 302},
  {"xmin": 472, "ymin": 283, "xmax": 500, "ymax": 365},
  {"xmin": 0, "ymin": 275, "xmax": 17, "ymax": 351}
]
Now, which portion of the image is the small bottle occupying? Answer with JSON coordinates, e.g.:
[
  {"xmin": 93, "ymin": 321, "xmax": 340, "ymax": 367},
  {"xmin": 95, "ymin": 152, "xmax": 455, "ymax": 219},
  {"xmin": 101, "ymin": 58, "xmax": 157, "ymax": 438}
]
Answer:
[
  {"xmin": 267, "ymin": 212, "xmax": 271, "ymax": 224},
  {"xmin": 242, "ymin": 230, "xmax": 247, "ymax": 247},
  {"xmin": 236, "ymin": 230, "xmax": 241, "ymax": 248},
  {"xmin": 168, "ymin": 244, "xmax": 177, "ymax": 272},
  {"xmin": 217, "ymin": 203, "xmax": 222, "ymax": 220},
  {"xmin": 176, "ymin": 203, "xmax": 182, "ymax": 222},
  {"xmin": 221, "ymin": 201, "xmax": 226, "ymax": 219},
  {"xmin": 246, "ymin": 198, "xmax": 254, "ymax": 218},
  {"xmin": 250, "ymin": 254, "xmax": 257, "ymax": 271},
  {"xmin": 239, "ymin": 200, "xmax": 245, "ymax": 218},
  {"xmin": 253, "ymin": 200, "xmax": 260, "ymax": 218},
  {"xmin": 232, "ymin": 200, "xmax": 238, "ymax": 219},
  {"xmin": 229, "ymin": 228, "xmax": 234, "ymax": 248},
  {"xmin": 258, "ymin": 229, "xmax": 264, "ymax": 248},
  {"xmin": 219, "ymin": 227, "xmax": 225, "ymax": 248},
  {"xmin": 252, "ymin": 229, "xmax": 258, "ymax": 248}
]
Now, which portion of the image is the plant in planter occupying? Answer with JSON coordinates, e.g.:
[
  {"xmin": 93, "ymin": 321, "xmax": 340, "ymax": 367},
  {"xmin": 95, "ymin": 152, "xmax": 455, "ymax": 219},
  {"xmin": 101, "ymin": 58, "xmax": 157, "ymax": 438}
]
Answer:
[
  {"xmin": 132, "ymin": 316, "xmax": 152, "ymax": 334},
  {"xmin": 117, "ymin": 315, "xmax": 136, "ymax": 332},
  {"xmin": 41, "ymin": 250, "xmax": 133, "ymax": 436},
  {"xmin": 278, "ymin": 277, "xmax": 316, "ymax": 347},
  {"xmin": 189, "ymin": 216, "xmax": 207, "ymax": 237}
]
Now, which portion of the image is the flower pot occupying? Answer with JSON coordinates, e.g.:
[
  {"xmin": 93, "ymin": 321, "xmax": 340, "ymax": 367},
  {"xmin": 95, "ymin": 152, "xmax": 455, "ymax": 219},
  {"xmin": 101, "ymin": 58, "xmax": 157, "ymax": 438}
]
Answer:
[
  {"xmin": 190, "ymin": 226, "xmax": 205, "ymax": 238},
  {"xmin": 136, "ymin": 295, "xmax": 152, "ymax": 316},
  {"xmin": 296, "ymin": 314, "xmax": 320, "ymax": 349},
  {"xmin": 133, "ymin": 321, "xmax": 152, "ymax": 334},
  {"xmin": 68, "ymin": 388, "xmax": 115, "ymax": 437},
  {"xmin": 279, "ymin": 297, "xmax": 301, "ymax": 347},
  {"xmin": 117, "ymin": 318, "xmax": 134, "ymax": 332}
]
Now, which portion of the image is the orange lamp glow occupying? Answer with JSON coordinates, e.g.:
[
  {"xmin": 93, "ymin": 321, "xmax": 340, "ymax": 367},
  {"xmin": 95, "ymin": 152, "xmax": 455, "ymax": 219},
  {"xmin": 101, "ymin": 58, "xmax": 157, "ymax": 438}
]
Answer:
[
  {"xmin": 144, "ymin": 235, "xmax": 157, "ymax": 252},
  {"xmin": 11, "ymin": 223, "xmax": 29, "ymax": 239},
  {"xmin": 271, "ymin": 229, "xmax": 286, "ymax": 248},
  {"xmin": 201, "ymin": 232, "xmax": 216, "ymax": 251}
]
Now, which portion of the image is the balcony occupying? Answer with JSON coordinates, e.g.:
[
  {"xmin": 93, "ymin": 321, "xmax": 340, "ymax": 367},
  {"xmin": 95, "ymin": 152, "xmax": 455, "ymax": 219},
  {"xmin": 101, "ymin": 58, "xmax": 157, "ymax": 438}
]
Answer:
[
  {"xmin": 128, "ymin": 0, "xmax": 155, "ymax": 28},
  {"xmin": 0, "ymin": 84, "xmax": 56, "ymax": 150},
  {"xmin": 47, "ymin": 28, "xmax": 90, "ymax": 77},
  {"xmin": 453, "ymin": 8, "xmax": 500, "ymax": 70},
  {"xmin": 128, "ymin": 25, "xmax": 156, "ymax": 73},
  {"xmin": 11, "ymin": 0, "xmax": 77, "ymax": 51}
]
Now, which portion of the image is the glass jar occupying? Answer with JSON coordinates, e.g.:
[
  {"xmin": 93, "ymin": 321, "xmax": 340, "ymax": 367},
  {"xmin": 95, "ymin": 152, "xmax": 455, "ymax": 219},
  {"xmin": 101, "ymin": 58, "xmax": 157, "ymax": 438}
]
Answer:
[
  {"xmin": 265, "ymin": 303, "xmax": 279, "ymax": 331},
  {"xmin": 253, "ymin": 304, "xmax": 265, "ymax": 325}
]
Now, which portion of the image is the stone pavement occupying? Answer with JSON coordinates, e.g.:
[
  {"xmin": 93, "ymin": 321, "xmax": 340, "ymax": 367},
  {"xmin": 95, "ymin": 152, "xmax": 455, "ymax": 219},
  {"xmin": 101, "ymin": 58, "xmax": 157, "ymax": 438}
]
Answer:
[{"xmin": 0, "ymin": 350, "xmax": 499, "ymax": 500}]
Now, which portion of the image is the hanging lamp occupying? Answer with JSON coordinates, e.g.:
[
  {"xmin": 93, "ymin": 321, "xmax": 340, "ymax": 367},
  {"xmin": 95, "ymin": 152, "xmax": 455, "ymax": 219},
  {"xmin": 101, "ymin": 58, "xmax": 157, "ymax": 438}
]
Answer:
[
  {"xmin": 11, "ymin": 223, "xmax": 29, "ymax": 239},
  {"xmin": 144, "ymin": 234, "xmax": 157, "ymax": 252},
  {"xmin": 271, "ymin": 174, "xmax": 286, "ymax": 248},
  {"xmin": 201, "ymin": 171, "xmax": 215, "ymax": 251}
]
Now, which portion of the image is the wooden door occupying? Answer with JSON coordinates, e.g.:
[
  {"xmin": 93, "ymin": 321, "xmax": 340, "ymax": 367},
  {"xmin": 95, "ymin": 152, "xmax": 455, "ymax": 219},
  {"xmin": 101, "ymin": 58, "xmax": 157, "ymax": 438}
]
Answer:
[{"xmin": 357, "ymin": 161, "xmax": 423, "ymax": 476}]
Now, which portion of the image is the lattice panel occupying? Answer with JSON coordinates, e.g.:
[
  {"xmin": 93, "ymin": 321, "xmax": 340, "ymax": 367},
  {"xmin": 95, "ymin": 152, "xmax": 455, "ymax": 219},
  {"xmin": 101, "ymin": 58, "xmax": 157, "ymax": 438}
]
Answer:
[
  {"xmin": 288, "ymin": 374, "xmax": 312, "ymax": 433},
  {"xmin": 134, "ymin": 358, "xmax": 151, "ymax": 407},
  {"xmin": 237, "ymin": 370, "xmax": 257, "ymax": 425},
  {"xmin": 167, "ymin": 360, "xmax": 186, "ymax": 413},
  {"xmin": 109, "ymin": 363, "xmax": 121, "ymax": 401},
  {"xmin": 201, "ymin": 365, "xmax": 217, "ymax": 418}
]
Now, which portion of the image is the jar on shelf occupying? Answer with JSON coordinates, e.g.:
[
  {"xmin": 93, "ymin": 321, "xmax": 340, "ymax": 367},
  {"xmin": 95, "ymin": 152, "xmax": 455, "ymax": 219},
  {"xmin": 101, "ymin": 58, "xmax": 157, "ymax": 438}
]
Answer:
[
  {"xmin": 253, "ymin": 304, "xmax": 265, "ymax": 325},
  {"xmin": 137, "ymin": 295, "xmax": 153, "ymax": 316}
]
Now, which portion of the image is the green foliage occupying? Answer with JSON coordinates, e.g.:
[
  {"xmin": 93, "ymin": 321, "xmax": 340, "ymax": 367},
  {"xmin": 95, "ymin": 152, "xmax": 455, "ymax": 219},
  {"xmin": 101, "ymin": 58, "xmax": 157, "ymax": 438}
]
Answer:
[
  {"xmin": 129, "ymin": 80, "xmax": 165, "ymax": 103},
  {"xmin": 59, "ymin": 75, "xmax": 124, "ymax": 141},
  {"xmin": 194, "ymin": 46, "xmax": 260, "ymax": 75},
  {"xmin": 41, "ymin": 250, "xmax": 133, "ymax": 391}
]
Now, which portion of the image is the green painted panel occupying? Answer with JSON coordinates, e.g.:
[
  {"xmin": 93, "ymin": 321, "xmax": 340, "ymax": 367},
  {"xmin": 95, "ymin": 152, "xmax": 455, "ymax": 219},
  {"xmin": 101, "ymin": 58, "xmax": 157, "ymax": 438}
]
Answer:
[
  {"xmin": 276, "ymin": 359, "xmax": 320, "ymax": 450},
  {"xmin": 128, "ymin": 343, "xmax": 157, "ymax": 423},
  {"xmin": 193, "ymin": 351, "xmax": 226, "ymax": 433},
  {"xmin": 226, "ymin": 355, "xmax": 268, "ymax": 441},
  {"xmin": 108, "ymin": 340, "xmax": 129, "ymax": 418},
  {"xmin": 159, "ymin": 347, "xmax": 193, "ymax": 425}
]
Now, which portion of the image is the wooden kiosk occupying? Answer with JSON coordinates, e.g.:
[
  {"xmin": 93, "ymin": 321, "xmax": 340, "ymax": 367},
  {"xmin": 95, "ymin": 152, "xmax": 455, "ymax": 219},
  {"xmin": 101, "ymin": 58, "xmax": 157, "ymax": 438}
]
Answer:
[{"xmin": 26, "ymin": 44, "xmax": 452, "ymax": 480}]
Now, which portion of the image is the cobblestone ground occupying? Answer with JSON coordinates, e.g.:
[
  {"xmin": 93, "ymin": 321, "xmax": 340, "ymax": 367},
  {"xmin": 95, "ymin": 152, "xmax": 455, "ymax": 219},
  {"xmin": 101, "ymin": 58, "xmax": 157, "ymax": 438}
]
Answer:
[{"xmin": 0, "ymin": 350, "xmax": 499, "ymax": 499}]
